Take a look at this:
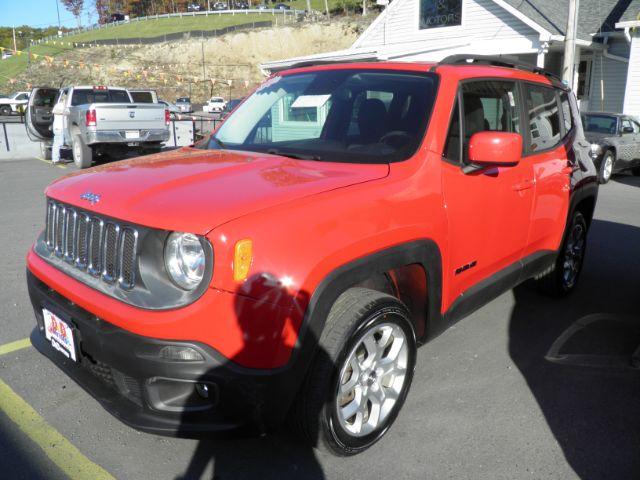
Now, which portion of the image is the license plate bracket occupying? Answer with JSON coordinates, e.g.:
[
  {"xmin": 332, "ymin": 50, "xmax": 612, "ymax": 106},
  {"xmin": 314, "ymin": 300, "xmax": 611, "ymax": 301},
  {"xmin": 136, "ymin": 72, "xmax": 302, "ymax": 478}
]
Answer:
[{"xmin": 125, "ymin": 130, "xmax": 140, "ymax": 139}]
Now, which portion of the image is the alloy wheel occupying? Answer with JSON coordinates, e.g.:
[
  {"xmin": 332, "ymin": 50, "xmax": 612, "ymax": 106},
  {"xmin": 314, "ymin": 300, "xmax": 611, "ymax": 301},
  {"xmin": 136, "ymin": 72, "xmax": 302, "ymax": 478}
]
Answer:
[
  {"xmin": 562, "ymin": 222, "xmax": 585, "ymax": 289},
  {"xmin": 336, "ymin": 322, "xmax": 409, "ymax": 437}
]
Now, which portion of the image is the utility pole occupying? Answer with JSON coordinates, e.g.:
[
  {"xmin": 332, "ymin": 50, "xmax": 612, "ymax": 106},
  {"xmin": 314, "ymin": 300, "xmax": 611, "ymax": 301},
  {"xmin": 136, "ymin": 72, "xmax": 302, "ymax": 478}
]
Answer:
[
  {"xmin": 12, "ymin": 25, "xmax": 17, "ymax": 52},
  {"xmin": 562, "ymin": 0, "xmax": 579, "ymax": 87},
  {"xmin": 306, "ymin": 0, "xmax": 311, "ymax": 14},
  {"xmin": 55, "ymin": 0, "xmax": 62, "ymax": 36}
]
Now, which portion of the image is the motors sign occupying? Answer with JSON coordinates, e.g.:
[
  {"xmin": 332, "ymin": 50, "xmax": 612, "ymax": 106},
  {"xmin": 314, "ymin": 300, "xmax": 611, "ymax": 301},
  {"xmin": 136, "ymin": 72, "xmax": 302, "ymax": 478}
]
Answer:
[{"xmin": 420, "ymin": 0, "xmax": 462, "ymax": 29}]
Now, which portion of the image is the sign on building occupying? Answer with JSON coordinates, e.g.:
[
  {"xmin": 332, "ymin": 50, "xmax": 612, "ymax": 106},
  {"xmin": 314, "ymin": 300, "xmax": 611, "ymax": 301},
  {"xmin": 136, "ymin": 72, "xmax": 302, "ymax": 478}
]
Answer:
[{"xmin": 419, "ymin": 0, "xmax": 462, "ymax": 29}]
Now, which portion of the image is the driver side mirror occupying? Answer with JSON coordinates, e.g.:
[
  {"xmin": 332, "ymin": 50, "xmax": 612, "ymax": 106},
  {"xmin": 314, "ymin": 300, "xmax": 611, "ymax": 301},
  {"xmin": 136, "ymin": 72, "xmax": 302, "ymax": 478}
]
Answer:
[
  {"xmin": 468, "ymin": 131, "xmax": 522, "ymax": 168},
  {"xmin": 622, "ymin": 126, "xmax": 634, "ymax": 134}
]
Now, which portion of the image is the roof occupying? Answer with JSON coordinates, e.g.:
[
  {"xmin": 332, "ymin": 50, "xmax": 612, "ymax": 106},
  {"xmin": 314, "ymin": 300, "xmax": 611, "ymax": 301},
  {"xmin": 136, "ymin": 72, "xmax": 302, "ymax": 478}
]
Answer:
[{"xmin": 501, "ymin": 0, "xmax": 639, "ymax": 40}]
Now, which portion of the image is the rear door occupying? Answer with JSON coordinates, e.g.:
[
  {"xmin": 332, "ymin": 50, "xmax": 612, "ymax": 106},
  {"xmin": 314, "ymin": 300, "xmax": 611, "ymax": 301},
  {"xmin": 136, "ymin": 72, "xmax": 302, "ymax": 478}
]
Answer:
[
  {"xmin": 25, "ymin": 87, "xmax": 58, "ymax": 142},
  {"xmin": 521, "ymin": 84, "xmax": 571, "ymax": 255}
]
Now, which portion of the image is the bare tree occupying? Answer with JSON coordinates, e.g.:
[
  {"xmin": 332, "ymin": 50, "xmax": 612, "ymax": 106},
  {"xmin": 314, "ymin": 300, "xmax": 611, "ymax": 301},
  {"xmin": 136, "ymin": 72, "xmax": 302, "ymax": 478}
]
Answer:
[{"xmin": 62, "ymin": 0, "xmax": 85, "ymax": 27}]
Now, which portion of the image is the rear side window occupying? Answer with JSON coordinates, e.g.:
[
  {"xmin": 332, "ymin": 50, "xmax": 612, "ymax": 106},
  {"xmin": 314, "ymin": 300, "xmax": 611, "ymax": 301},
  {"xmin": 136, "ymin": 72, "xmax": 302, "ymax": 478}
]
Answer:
[
  {"xmin": 524, "ymin": 84, "xmax": 561, "ymax": 152},
  {"xmin": 559, "ymin": 92, "xmax": 573, "ymax": 134},
  {"xmin": 444, "ymin": 80, "xmax": 521, "ymax": 163},
  {"xmin": 71, "ymin": 89, "xmax": 131, "ymax": 106},
  {"xmin": 130, "ymin": 91, "xmax": 154, "ymax": 103}
]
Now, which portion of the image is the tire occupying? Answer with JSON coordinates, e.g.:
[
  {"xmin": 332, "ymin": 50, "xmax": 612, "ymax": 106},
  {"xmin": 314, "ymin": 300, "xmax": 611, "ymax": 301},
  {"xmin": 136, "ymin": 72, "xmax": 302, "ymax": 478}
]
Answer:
[
  {"xmin": 533, "ymin": 211, "xmax": 588, "ymax": 297},
  {"xmin": 0, "ymin": 105, "xmax": 11, "ymax": 116},
  {"xmin": 289, "ymin": 287, "xmax": 417, "ymax": 456},
  {"xmin": 632, "ymin": 166, "xmax": 640, "ymax": 176},
  {"xmin": 72, "ymin": 134, "xmax": 93, "ymax": 169},
  {"xmin": 40, "ymin": 142, "xmax": 52, "ymax": 160},
  {"xmin": 598, "ymin": 150, "xmax": 615, "ymax": 184}
]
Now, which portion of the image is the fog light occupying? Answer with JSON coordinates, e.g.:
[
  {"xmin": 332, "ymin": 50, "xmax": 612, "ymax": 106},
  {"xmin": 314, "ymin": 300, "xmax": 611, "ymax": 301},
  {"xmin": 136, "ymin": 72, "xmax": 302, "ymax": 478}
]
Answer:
[
  {"xmin": 195, "ymin": 383, "xmax": 210, "ymax": 398},
  {"xmin": 158, "ymin": 345, "xmax": 204, "ymax": 362}
]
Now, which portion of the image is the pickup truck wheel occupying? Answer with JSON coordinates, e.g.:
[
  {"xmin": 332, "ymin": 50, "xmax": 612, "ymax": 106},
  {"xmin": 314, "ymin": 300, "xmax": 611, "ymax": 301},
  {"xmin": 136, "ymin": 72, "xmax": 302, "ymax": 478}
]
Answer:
[
  {"xmin": 532, "ymin": 211, "xmax": 587, "ymax": 297},
  {"xmin": 598, "ymin": 151, "xmax": 614, "ymax": 184},
  {"xmin": 0, "ymin": 105, "xmax": 10, "ymax": 116},
  {"xmin": 40, "ymin": 142, "xmax": 52, "ymax": 160},
  {"xmin": 289, "ymin": 287, "xmax": 416, "ymax": 456},
  {"xmin": 72, "ymin": 134, "xmax": 93, "ymax": 169}
]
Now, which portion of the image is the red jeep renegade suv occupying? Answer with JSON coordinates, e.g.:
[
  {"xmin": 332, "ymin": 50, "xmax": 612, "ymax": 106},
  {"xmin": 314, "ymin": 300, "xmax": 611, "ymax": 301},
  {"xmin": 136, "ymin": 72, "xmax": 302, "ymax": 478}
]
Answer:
[{"xmin": 26, "ymin": 56, "xmax": 598, "ymax": 455}]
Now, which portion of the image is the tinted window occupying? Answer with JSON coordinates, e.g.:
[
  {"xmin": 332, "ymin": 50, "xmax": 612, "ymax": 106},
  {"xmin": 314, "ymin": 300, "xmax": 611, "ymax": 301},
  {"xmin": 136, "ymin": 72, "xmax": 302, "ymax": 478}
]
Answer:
[
  {"xmin": 130, "ymin": 91, "xmax": 154, "ymax": 103},
  {"xmin": 525, "ymin": 84, "xmax": 560, "ymax": 152},
  {"xmin": 582, "ymin": 114, "xmax": 617, "ymax": 134},
  {"xmin": 207, "ymin": 69, "xmax": 438, "ymax": 164},
  {"xmin": 460, "ymin": 80, "xmax": 520, "ymax": 160},
  {"xmin": 71, "ymin": 89, "xmax": 130, "ymax": 106},
  {"xmin": 560, "ymin": 92, "xmax": 573, "ymax": 134}
]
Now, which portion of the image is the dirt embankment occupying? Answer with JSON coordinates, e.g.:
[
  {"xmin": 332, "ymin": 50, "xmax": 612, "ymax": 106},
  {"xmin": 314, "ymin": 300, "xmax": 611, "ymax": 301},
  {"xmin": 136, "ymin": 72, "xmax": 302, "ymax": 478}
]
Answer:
[{"xmin": 19, "ymin": 19, "xmax": 364, "ymax": 102}]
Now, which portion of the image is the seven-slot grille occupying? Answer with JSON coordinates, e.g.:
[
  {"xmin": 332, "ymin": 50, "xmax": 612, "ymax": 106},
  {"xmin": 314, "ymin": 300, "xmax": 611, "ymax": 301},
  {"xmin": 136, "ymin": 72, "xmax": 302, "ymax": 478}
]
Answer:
[{"xmin": 45, "ymin": 200, "xmax": 139, "ymax": 289}]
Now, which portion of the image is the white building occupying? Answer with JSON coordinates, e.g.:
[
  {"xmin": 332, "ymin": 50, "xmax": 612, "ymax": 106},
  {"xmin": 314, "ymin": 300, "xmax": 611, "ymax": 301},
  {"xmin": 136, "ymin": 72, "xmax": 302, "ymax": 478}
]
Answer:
[{"xmin": 263, "ymin": 0, "xmax": 640, "ymax": 115}]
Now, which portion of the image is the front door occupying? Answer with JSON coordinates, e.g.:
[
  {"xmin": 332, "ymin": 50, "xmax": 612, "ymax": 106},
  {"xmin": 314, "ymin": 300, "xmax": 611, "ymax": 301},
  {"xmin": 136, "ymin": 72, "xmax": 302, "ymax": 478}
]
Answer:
[
  {"xmin": 25, "ymin": 87, "xmax": 58, "ymax": 142},
  {"xmin": 441, "ymin": 79, "xmax": 534, "ymax": 307}
]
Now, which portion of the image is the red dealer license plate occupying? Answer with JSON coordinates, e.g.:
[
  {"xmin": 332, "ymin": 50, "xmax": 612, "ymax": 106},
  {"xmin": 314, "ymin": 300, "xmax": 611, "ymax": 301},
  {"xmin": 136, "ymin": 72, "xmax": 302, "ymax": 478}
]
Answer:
[{"xmin": 43, "ymin": 308, "xmax": 77, "ymax": 362}]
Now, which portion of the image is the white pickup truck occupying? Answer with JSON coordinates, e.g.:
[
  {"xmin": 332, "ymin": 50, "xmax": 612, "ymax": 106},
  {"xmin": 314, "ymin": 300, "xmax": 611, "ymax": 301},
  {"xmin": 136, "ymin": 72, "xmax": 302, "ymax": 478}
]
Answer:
[
  {"xmin": 0, "ymin": 91, "xmax": 30, "ymax": 116},
  {"xmin": 25, "ymin": 86, "xmax": 170, "ymax": 168}
]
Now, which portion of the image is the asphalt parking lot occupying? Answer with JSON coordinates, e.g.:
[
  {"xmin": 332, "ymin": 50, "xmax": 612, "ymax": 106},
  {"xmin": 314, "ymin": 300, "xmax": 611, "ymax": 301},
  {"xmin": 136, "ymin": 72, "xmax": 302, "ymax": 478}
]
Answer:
[{"xmin": 1, "ymin": 156, "xmax": 639, "ymax": 480}]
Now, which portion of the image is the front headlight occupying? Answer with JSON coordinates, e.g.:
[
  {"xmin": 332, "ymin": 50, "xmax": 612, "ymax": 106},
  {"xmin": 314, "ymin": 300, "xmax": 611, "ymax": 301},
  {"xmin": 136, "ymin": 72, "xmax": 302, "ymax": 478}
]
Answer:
[
  {"xmin": 590, "ymin": 143, "xmax": 602, "ymax": 154},
  {"xmin": 164, "ymin": 232, "xmax": 206, "ymax": 290}
]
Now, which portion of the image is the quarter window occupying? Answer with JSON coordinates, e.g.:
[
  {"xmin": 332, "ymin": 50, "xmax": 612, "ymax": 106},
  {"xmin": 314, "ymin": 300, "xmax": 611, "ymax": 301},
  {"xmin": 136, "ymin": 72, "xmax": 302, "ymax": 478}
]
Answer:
[
  {"xmin": 560, "ymin": 92, "xmax": 573, "ymax": 134},
  {"xmin": 525, "ymin": 85, "xmax": 561, "ymax": 152}
]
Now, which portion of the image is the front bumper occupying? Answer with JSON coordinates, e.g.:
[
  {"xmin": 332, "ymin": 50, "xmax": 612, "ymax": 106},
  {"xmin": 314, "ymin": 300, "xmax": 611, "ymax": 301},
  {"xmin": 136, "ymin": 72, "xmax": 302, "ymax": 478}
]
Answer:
[
  {"xmin": 85, "ymin": 129, "xmax": 169, "ymax": 145},
  {"xmin": 26, "ymin": 270, "xmax": 299, "ymax": 436}
]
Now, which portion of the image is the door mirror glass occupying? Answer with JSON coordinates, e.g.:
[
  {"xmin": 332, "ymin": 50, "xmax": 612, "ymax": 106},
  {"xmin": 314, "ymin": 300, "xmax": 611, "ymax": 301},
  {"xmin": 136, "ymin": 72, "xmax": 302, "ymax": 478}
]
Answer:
[{"xmin": 468, "ymin": 131, "xmax": 522, "ymax": 167}]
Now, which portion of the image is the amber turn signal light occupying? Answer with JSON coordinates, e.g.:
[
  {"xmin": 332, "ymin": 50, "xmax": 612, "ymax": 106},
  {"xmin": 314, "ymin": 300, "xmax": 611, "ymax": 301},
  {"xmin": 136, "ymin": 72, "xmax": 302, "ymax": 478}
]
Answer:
[{"xmin": 233, "ymin": 239, "xmax": 253, "ymax": 281}]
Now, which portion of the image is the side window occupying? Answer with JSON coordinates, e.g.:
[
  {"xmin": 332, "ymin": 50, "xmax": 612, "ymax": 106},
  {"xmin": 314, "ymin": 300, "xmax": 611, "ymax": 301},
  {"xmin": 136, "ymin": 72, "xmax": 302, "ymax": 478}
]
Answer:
[
  {"xmin": 461, "ymin": 80, "xmax": 520, "ymax": 160},
  {"xmin": 621, "ymin": 118, "xmax": 633, "ymax": 134},
  {"xmin": 632, "ymin": 120, "xmax": 640, "ymax": 134},
  {"xmin": 16, "ymin": 93, "xmax": 28, "ymax": 101},
  {"xmin": 525, "ymin": 84, "xmax": 561, "ymax": 152},
  {"xmin": 560, "ymin": 92, "xmax": 573, "ymax": 134}
]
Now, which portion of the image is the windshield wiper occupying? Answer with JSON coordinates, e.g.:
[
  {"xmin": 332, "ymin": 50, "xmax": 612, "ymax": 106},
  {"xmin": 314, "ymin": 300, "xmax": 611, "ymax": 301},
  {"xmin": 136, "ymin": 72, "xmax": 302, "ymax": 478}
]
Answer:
[
  {"xmin": 267, "ymin": 149, "xmax": 322, "ymax": 161},
  {"xmin": 209, "ymin": 136, "xmax": 226, "ymax": 149}
]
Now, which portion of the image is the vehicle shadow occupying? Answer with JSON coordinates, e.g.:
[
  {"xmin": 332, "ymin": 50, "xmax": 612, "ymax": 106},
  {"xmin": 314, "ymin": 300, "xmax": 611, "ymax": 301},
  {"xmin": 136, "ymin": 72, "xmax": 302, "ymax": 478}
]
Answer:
[
  {"xmin": 174, "ymin": 272, "xmax": 327, "ymax": 480},
  {"xmin": 612, "ymin": 173, "xmax": 640, "ymax": 188},
  {"xmin": 508, "ymin": 219, "xmax": 640, "ymax": 479}
]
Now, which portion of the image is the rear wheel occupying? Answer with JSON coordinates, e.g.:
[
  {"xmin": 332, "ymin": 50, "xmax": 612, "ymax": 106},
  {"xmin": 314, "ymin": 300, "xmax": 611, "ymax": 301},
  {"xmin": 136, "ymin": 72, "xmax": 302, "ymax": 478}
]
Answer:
[
  {"xmin": 289, "ymin": 288, "xmax": 416, "ymax": 456},
  {"xmin": 533, "ymin": 211, "xmax": 588, "ymax": 296},
  {"xmin": 72, "ymin": 134, "xmax": 93, "ymax": 169},
  {"xmin": 598, "ymin": 151, "xmax": 615, "ymax": 184},
  {"xmin": 0, "ymin": 105, "xmax": 10, "ymax": 116},
  {"xmin": 40, "ymin": 142, "xmax": 52, "ymax": 160}
]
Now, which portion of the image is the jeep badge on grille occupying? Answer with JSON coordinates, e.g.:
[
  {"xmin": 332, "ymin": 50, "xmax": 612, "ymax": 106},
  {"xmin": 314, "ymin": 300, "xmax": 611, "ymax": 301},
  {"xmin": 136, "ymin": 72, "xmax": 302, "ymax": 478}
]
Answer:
[{"xmin": 80, "ymin": 192, "xmax": 101, "ymax": 205}]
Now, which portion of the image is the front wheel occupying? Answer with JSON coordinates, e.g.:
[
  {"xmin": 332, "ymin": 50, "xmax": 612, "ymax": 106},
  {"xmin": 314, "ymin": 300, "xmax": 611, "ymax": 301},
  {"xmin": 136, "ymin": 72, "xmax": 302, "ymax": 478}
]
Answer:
[
  {"xmin": 532, "ymin": 211, "xmax": 588, "ymax": 296},
  {"xmin": 0, "ymin": 105, "xmax": 10, "ymax": 116},
  {"xmin": 598, "ymin": 151, "xmax": 615, "ymax": 184},
  {"xmin": 289, "ymin": 288, "xmax": 416, "ymax": 456}
]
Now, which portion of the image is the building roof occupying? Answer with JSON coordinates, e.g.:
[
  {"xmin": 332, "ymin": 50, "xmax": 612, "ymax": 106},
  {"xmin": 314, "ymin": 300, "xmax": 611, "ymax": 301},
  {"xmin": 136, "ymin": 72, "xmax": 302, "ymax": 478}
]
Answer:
[{"xmin": 501, "ymin": 0, "xmax": 639, "ymax": 40}]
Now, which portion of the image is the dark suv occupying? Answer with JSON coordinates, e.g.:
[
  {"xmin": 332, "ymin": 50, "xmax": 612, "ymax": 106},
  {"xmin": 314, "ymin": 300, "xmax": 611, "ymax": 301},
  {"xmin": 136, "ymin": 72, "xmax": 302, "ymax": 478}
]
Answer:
[{"xmin": 582, "ymin": 112, "xmax": 640, "ymax": 183}]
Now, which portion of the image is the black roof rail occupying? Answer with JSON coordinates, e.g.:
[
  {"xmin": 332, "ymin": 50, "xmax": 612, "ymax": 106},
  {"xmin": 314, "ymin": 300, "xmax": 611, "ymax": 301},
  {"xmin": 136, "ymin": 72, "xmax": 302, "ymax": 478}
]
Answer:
[{"xmin": 434, "ymin": 54, "xmax": 566, "ymax": 87}]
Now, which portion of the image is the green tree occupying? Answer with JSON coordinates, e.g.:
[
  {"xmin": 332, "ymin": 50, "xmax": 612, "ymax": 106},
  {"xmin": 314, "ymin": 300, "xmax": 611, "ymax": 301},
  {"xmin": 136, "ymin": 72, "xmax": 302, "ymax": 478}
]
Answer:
[{"xmin": 62, "ymin": 0, "xmax": 85, "ymax": 27}]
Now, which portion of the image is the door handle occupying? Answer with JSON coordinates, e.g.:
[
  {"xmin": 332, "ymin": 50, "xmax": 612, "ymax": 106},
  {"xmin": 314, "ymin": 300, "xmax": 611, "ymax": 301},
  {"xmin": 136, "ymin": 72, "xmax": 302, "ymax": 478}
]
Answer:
[{"xmin": 512, "ymin": 179, "xmax": 535, "ymax": 191}]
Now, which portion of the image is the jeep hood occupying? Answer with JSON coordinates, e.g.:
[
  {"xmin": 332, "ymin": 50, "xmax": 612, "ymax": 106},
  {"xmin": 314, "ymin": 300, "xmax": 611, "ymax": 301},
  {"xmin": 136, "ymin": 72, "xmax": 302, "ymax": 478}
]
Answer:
[{"xmin": 45, "ymin": 147, "xmax": 389, "ymax": 234}]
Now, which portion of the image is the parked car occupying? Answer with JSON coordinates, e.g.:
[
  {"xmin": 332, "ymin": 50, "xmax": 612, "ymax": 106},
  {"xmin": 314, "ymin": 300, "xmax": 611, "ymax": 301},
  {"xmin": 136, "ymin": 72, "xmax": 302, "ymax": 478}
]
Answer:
[
  {"xmin": 109, "ymin": 13, "xmax": 125, "ymax": 22},
  {"xmin": 235, "ymin": 1, "xmax": 249, "ymax": 8},
  {"xmin": 26, "ymin": 56, "xmax": 598, "ymax": 457},
  {"xmin": 274, "ymin": 2, "xmax": 291, "ymax": 9},
  {"xmin": 219, "ymin": 97, "xmax": 243, "ymax": 119},
  {"xmin": 187, "ymin": 3, "xmax": 202, "ymax": 11},
  {"xmin": 212, "ymin": 2, "xmax": 228, "ymax": 10},
  {"xmin": 202, "ymin": 96, "xmax": 226, "ymax": 114},
  {"xmin": 159, "ymin": 99, "xmax": 181, "ymax": 114},
  {"xmin": 1, "ymin": 51, "xmax": 13, "ymax": 60},
  {"xmin": 256, "ymin": 3, "xmax": 269, "ymax": 9},
  {"xmin": 581, "ymin": 112, "xmax": 640, "ymax": 183},
  {"xmin": 25, "ymin": 85, "xmax": 170, "ymax": 168},
  {"xmin": 175, "ymin": 97, "xmax": 193, "ymax": 113},
  {"xmin": 0, "ymin": 91, "xmax": 30, "ymax": 116}
]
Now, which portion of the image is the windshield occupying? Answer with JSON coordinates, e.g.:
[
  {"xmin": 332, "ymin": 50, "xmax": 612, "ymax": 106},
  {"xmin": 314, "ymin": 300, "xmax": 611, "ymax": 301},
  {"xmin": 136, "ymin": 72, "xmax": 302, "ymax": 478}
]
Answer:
[
  {"xmin": 203, "ymin": 69, "xmax": 438, "ymax": 163},
  {"xmin": 176, "ymin": 97, "xmax": 190, "ymax": 103},
  {"xmin": 582, "ymin": 114, "xmax": 618, "ymax": 134}
]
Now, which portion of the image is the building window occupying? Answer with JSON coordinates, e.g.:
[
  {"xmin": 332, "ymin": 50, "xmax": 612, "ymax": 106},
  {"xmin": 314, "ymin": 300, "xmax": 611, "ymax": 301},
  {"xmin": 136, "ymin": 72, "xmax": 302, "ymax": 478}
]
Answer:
[
  {"xmin": 419, "ymin": 0, "xmax": 462, "ymax": 30},
  {"xmin": 577, "ymin": 59, "xmax": 592, "ymax": 98}
]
